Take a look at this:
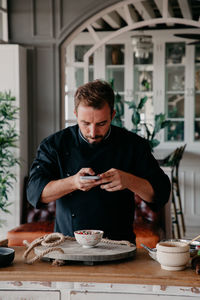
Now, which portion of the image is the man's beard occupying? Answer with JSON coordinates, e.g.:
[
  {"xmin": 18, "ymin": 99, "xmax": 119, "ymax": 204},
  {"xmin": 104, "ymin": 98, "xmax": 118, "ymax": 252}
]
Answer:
[{"xmin": 85, "ymin": 135, "xmax": 104, "ymax": 144}]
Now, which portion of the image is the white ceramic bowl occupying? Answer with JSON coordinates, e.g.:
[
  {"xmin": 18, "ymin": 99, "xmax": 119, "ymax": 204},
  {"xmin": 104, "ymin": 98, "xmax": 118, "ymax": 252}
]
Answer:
[
  {"xmin": 74, "ymin": 230, "xmax": 104, "ymax": 248},
  {"xmin": 156, "ymin": 241, "xmax": 190, "ymax": 271}
]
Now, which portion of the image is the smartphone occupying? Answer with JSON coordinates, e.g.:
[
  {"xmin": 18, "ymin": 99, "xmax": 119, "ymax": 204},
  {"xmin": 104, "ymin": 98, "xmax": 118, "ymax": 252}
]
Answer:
[{"xmin": 80, "ymin": 175, "xmax": 100, "ymax": 180}]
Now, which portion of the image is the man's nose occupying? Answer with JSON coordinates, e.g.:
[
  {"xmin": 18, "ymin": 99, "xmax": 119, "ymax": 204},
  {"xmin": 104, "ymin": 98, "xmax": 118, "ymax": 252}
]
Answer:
[{"xmin": 89, "ymin": 125, "xmax": 97, "ymax": 137}]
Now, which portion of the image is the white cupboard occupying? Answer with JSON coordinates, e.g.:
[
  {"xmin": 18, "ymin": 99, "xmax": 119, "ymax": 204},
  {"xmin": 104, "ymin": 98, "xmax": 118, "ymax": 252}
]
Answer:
[{"xmin": 63, "ymin": 29, "xmax": 200, "ymax": 229}]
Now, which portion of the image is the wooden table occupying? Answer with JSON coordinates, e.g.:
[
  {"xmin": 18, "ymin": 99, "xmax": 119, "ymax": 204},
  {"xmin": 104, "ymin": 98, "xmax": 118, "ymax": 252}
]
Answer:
[{"xmin": 0, "ymin": 247, "xmax": 200, "ymax": 299}]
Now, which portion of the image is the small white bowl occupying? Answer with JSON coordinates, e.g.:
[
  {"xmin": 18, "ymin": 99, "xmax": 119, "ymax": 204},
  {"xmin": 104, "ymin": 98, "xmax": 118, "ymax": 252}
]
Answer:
[
  {"xmin": 74, "ymin": 230, "xmax": 104, "ymax": 248},
  {"xmin": 156, "ymin": 241, "xmax": 190, "ymax": 271}
]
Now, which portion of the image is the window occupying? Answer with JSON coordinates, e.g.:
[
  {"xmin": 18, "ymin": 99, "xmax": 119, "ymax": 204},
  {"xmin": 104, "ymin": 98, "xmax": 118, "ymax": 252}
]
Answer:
[
  {"xmin": 0, "ymin": 0, "xmax": 8, "ymax": 42},
  {"xmin": 62, "ymin": 32, "xmax": 200, "ymax": 149},
  {"xmin": 165, "ymin": 43, "xmax": 185, "ymax": 142},
  {"xmin": 194, "ymin": 45, "xmax": 200, "ymax": 141}
]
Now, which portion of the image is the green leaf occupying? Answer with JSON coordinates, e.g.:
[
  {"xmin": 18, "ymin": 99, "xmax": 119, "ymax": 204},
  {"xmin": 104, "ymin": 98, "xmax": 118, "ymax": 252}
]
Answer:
[
  {"xmin": 125, "ymin": 101, "xmax": 136, "ymax": 109},
  {"xmin": 132, "ymin": 111, "xmax": 140, "ymax": 126},
  {"xmin": 150, "ymin": 139, "xmax": 160, "ymax": 149},
  {"xmin": 131, "ymin": 128, "xmax": 140, "ymax": 134},
  {"xmin": 137, "ymin": 96, "xmax": 148, "ymax": 110},
  {"xmin": 161, "ymin": 120, "xmax": 171, "ymax": 129},
  {"xmin": 143, "ymin": 123, "xmax": 151, "ymax": 140},
  {"xmin": 0, "ymin": 91, "xmax": 19, "ymax": 214}
]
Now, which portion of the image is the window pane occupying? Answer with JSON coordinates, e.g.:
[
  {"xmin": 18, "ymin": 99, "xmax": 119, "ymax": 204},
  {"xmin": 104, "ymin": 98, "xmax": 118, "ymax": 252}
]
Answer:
[
  {"xmin": 195, "ymin": 46, "xmax": 200, "ymax": 142},
  {"xmin": 195, "ymin": 66, "xmax": 200, "ymax": 91},
  {"xmin": 140, "ymin": 96, "xmax": 154, "ymax": 124},
  {"xmin": 106, "ymin": 45, "xmax": 124, "ymax": 65},
  {"xmin": 106, "ymin": 67, "xmax": 124, "ymax": 91},
  {"xmin": 195, "ymin": 45, "xmax": 200, "ymax": 63},
  {"xmin": 0, "ymin": 13, "xmax": 2, "ymax": 40},
  {"xmin": 75, "ymin": 45, "xmax": 93, "ymax": 64},
  {"xmin": 132, "ymin": 36, "xmax": 153, "ymax": 65},
  {"xmin": 195, "ymin": 94, "xmax": 200, "ymax": 118},
  {"xmin": 134, "ymin": 69, "xmax": 153, "ymax": 92},
  {"xmin": 75, "ymin": 68, "xmax": 84, "ymax": 87},
  {"xmin": 133, "ymin": 52, "xmax": 153, "ymax": 65},
  {"xmin": 167, "ymin": 94, "xmax": 184, "ymax": 118},
  {"xmin": 75, "ymin": 67, "xmax": 93, "ymax": 87},
  {"xmin": 89, "ymin": 68, "xmax": 93, "ymax": 82},
  {"xmin": 166, "ymin": 66, "xmax": 185, "ymax": 91},
  {"xmin": 166, "ymin": 43, "xmax": 185, "ymax": 64},
  {"xmin": 165, "ymin": 121, "xmax": 184, "ymax": 141},
  {"xmin": 195, "ymin": 121, "xmax": 200, "ymax": 140},
  {"xmin": 112, "ymin": 94, "xmax": 124, "ymax": 128}
]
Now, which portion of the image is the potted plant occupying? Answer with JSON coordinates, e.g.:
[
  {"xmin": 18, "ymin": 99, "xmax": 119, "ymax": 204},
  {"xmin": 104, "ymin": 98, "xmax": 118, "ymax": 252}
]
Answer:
[
  {"xmin": 126, "ymin": 96, "xmax": 171, "ymax": 151},
  {"xmin": 109, "ymin": 79, "xmax": 124, "ymax": 128},
  {"xmin": 0, "ymin": 91, "xmax": 19, "ymax": 224},
  {"xmin": 109, "ymin": 79, "xmax": 170, "ymax": 149},
  {"xmin": 112, "ymin": 92, "xmax": 124, "ymax": 128}
]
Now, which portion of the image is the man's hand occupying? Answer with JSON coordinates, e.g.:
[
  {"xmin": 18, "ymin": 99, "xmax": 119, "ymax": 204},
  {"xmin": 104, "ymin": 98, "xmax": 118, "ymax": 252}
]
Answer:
[
  {"xmin": 99, "ymin": 168, "xmax": 154, "ymax": 203},
  {"xmin": 74, "ymin": 168, "xmax": 101, "ymax": 191},
  {"xmin": 99, "ymin": 168, "xmax": 129, "ymax": 192}
]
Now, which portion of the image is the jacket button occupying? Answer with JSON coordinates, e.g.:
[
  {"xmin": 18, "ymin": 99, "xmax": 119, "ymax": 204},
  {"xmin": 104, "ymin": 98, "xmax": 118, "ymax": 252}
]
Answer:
[
  {"xmin": 66, "ymin": 173, "xmax": 70, "ymax": 177},
  {"xmin": 71, "ymin": 213, "xmax": 75, "ymax": 217}
]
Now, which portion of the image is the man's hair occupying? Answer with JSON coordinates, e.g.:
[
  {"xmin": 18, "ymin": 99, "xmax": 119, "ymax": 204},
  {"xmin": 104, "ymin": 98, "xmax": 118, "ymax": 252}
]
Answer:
[{"xmin": 74, "ymin": 80, "xmax": 115, "ymax": 114}]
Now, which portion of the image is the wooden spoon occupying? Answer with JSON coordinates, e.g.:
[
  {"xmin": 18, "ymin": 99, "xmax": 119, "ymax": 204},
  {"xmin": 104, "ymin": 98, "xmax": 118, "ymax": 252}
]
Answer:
[{"xmin": 188, "ymin": 234, "xmax": 200, "ymax": 245}]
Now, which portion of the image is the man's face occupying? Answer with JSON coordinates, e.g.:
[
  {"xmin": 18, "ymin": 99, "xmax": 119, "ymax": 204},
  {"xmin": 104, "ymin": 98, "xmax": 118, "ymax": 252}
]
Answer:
[{"xmin": 75, "ymin": 102, "xmax": 115, "ymax": 144}]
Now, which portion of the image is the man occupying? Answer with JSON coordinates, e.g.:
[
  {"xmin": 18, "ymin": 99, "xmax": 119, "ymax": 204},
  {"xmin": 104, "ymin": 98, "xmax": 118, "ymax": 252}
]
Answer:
[{"xmin": 27, "ymin": 80, "xmax": 171, "ymax": 243}]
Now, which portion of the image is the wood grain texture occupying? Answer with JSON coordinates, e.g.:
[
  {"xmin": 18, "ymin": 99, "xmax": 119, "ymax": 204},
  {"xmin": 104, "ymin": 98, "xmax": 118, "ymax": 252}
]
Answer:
[
  {"xmin": 0, "ymin": 247, "xmax": 200, "ymax": 287},
  {"xmin": 0, "ymin": 239, "xmax": 8, "ymax": 247},
  {"xmin": 34, "ymin": 240, "xmax": 136, "ymax": 262}
]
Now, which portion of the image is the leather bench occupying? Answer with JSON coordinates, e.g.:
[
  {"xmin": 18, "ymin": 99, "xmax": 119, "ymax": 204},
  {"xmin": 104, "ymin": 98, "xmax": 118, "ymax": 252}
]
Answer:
[
  {"xmin": 7, "ymin": 179, "xmax": 165, "ymax": 248},
  {"xmin": 134, "ymin": 194, "xmax": 165, "ymax": 248}
]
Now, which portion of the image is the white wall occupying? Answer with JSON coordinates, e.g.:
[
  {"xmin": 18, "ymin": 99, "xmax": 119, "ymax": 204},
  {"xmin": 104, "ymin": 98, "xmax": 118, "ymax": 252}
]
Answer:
[{"xmin": 0, "ymin": 45, "xmax": 27, "ymax": 239}]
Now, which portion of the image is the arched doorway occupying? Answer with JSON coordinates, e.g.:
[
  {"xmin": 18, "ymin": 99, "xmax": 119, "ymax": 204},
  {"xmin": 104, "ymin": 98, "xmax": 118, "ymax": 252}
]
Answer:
[
  {"xmin": 60, "ymin": 0, "xmax": 200, "ymax": 231},
  {"xmin": 60, "ymin": 0, "xmax": 200, "ymax": 145}
]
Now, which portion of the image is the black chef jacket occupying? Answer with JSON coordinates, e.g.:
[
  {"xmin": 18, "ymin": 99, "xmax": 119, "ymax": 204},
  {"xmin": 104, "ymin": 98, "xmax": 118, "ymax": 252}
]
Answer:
[{"xmin": 27, "ymin": 125, "xmax": 171, "ymax": 243}]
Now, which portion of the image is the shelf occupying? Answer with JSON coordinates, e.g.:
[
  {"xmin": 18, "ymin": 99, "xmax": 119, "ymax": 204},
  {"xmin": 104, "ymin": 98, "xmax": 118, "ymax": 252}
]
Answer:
[
  {"xmin": 166, "ymin": 91, "xmax": 185, "ymax": 94},
  {"xmin": 166, "ymin": 64, "xmax": 185, "ymax": 67},
  {"xmin": 167, "ymin": 118, "xmax": 184, "ymax": 121},
  {"xmin": 133, "ymin": 65, "xmax": 153, "ymax": 71},
  {"xmin": 106, "ymin": 65, "xmax": 125, "ymax": 68},
  {"xmin": 134, "ymin": 92, "xmax": 153, "ymax": 96}
]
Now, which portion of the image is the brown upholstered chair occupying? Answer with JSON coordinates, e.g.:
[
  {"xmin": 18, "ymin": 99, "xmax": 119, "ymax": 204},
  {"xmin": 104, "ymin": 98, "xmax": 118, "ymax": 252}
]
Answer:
[
  {"xmin": 134, "ymin": 194, "xmax": 165, "ymax": 248},
  {"xmin": 7, "ymin": 200, "xmax": 55, "ymax": 247},
  {"xmin": 7, "ymin": 179, "xmax": 166, "ymax": 248}
]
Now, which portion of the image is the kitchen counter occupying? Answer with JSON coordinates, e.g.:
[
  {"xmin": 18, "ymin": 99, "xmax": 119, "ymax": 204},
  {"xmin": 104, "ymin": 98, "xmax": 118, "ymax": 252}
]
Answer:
[
  {"xmin": 0, "ymin": 247, "xmax": 198, "ymax": 286},
  {"xmin": 0, "ymin": 247, "xmax": 200, "ymax": 299}
]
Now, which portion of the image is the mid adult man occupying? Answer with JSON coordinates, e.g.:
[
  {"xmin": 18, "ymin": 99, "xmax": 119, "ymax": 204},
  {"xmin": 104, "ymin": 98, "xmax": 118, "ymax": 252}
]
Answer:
[{"xmin": 27, "ymin": 80, "xmax": 171, "ymax": 243}]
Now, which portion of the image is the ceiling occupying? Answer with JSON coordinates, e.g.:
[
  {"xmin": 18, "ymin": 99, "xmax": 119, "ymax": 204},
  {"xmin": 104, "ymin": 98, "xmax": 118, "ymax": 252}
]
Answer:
[{"xmin": 84, "ymin": 0, "xmax": 200, "ymax": 32}]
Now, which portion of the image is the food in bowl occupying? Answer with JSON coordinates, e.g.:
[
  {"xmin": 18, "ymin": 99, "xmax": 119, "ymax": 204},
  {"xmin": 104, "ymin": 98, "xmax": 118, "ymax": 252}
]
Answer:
[{"xmin": 74, "ymin": 230, "xmax": 104, "ymax": 248}]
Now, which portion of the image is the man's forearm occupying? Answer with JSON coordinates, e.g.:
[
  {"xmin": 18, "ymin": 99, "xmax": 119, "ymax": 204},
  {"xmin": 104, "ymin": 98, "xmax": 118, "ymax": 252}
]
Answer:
[
  {"xmin": 41, "ymin": 176, "xmax": 76, "ymax": 203},
  {"xmin": 126, "ymin": 173, "xmax": 155, "ymax": 203}
]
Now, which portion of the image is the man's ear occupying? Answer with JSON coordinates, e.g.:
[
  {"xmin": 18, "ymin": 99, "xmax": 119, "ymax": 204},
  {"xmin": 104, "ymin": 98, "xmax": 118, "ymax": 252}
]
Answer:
[
  {"xmin": 111, "ymin": 110, "xmax": 116, "ymax": 121},
  {"xmin": 74, "ymin": 109, "xmax": 77, "ymax": 117}
]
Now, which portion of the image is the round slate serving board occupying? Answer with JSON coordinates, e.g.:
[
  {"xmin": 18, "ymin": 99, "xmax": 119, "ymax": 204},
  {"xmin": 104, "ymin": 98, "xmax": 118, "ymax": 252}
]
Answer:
[{"xmin": 34, "ymin": 240, "xmax": 136, "ymax": 263}]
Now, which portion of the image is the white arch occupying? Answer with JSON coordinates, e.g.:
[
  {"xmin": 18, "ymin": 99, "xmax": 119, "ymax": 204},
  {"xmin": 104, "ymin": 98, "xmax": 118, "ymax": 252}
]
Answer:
[
  {"xmin": 60, "ymin": 0, "xmax": 142, "ymax": 46},
  {"xmin": 80, "ymin": 0, "xmax": 200, "ymax": 82}
]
